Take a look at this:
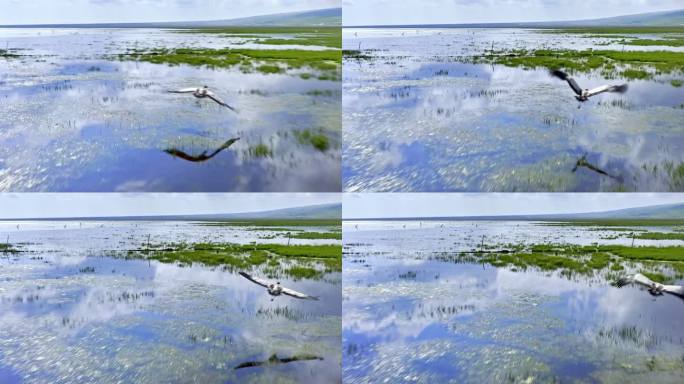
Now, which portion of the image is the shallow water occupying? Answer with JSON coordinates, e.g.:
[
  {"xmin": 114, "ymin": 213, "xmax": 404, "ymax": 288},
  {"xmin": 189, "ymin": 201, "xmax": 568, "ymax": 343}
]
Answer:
[
  {"xmin": 343, "ymin": 28, "xmax": 684, "ymax": 192},
  {"xmin": 0, "ymin": 28, "xmax": 341, "ymax": 191},
  {"xmin": 0, "ymin": 221, "xmax": 341, "ymax": 383},
  {"xmin": 343, "ymin": 221, "xmax": 684, "ymax": 383}
]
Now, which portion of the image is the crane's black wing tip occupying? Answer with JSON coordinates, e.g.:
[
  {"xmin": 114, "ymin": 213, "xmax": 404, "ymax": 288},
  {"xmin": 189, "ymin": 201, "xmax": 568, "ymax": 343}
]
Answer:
[
  {"xmin": 613, "ymin": 84, "xmax": 628, "ymax": 93},
  {"xmin": 550, "ymin": 69, "xmax": 568, "ymax": 80}
]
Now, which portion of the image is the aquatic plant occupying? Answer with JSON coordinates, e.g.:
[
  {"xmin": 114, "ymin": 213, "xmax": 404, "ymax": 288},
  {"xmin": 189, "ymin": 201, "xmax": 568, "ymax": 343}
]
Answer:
[
  {"xmin": 249, "ymin": 143, "xmax": 273, "ymax": 158},
  {"xmin": 118, "ymin": 46, "xmax": 341, "ymax": 81},
  {"xmin": 290, "ymin": 231, "xmax": 342, "ymax": 240},
  {"xmin": 0, "ymin": 243, "xmax": 18, "ymax": 253},
  {"xmin": 294, "ymin": 129, "xmax": 331, "ymax": 151},
  {"xmin": 132, "ymin": 241, "xmax": 341, "ymax": 279},
  {"xmin": 467, "ymin": 48, "xmax": 684, "ymax": 80}
]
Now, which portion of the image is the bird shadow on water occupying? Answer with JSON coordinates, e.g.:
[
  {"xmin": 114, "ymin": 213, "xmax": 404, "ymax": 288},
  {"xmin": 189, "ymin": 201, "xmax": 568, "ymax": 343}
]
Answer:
[
  {"xmin": 233, "ymin": 354, "xmax": 324, "ymax": 370},
  {"xmin": 571, "ymin": 153, "xmax": 623, "ymax": 183},
  {"xmin": 164, "ymin": 137, "xmax": 240, "ymax": 163}
]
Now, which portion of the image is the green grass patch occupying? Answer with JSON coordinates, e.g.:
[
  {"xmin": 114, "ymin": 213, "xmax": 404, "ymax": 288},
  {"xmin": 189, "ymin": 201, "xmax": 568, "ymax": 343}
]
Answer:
[
  {"xmin": 286, "ymin": 266, "xmax": 322, "ymax": 279},
  {"xmin": 294, "ymin": 129, "xmax": 330, "ymax": 151},
  {"xmin": 289, "ymin": 231, "xmax": 341, "ymax": 240},
  {"xmin": 476, "ymin": 241, "xmax": 684, "ymax": 283},
  {"xmin": 595, "ymin": 245, "xmax": 684, "ymax": 262},
  {"xmin": 671, "ymin": 79, "xmax": 683, "ymax": 87},
  {"xmin": 634, "ymin": 232, "xmax": 684, "ymax": 241},
  {"xmin": 469, "ymin": 48, "xmax": 684, "ymax": 80},
  {"xmin": 139, "ymin": 242, "xmax": 341, "ymax": 279},
  {"xmin": 118, "ymin": 46, "xmax": 340, "ymax": 80},
  {"xmin": 257, "ymin": 64, "xmax": 283, "ymax": 74},
  {"xmin": 249, "ymin": 143, "xmax": 273, "ymax": 158},
  {"xmin": 0, "ymin": 243, "xmax": 18, "ymax": 253}
]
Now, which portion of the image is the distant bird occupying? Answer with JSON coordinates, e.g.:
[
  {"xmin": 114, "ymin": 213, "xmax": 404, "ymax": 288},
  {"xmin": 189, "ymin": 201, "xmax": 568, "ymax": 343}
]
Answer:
[
  {"xmin": 164, "ymin": 137, "xmax": 239, "ymax": 163},
  {"xmin": 169, "ymin": 86, "xmax": 237, "ymax": 112},
  {"xmin": 234, "ymin": 354, "xmax": 323, "ymax": 370},
  {"xmin": 550, "ymin": 70, "xmax": 628, "ymax": 102},
  {"xmin": 613, "ymin": 273, "xmax": 684, "ymax": 299},
  {"xmin": 239, "ymin": 272, "xmax": 319, "ymax": 301}
]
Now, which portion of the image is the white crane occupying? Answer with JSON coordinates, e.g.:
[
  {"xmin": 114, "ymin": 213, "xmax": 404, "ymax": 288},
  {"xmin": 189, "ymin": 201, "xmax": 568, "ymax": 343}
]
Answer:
[
  {"xmin": 614, "ymin": 273, "xmax": 684, "ymax": 299},
  {"xmin": 550, "ymin": 70, "xmax": 628, "ymax": 102},
  {"xmin": 239, "ymin": 272, "xmax": 319, "ymax": 301},
  {"xmin": 169, "ymin": 86, "xmax": 238, "ymax": 112}
]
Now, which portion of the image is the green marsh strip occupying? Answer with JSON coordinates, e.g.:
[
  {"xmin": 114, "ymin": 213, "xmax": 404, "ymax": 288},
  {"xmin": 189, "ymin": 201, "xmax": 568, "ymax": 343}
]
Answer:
[
  {"xmin": 131, "ymin": 242, "xmax": 341, "ymax": 280},
  {"xmin": 468, "ymin": 243, "xmax": 684, "ymax": 283},
  {"xmin": 466, "ymin": 49, "xmax": 684, "ymax": 80}
]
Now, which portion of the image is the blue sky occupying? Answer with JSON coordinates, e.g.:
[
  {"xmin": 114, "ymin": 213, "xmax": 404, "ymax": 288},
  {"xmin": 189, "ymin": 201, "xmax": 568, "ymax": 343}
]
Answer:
[
  {"xmin": 0, "ymin": 193, "xmax": 340, "ymax": 219},
  {"xmin": 343, "ymin": 0, "xmax": 683, "ymax": 26},
  {"xmin": 0, "ymin": 0, "xmax": 338, "ymax": 24},
  {"xmin": 343, "ymin": 193, "xmax": 684, "ymax": 218}
]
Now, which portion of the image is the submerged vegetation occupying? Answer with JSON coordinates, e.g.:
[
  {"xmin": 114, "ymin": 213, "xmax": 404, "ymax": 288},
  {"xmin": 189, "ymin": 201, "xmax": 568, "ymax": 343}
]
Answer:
[
  {"xmin": 294, "ymin": 129, "xmax": 331, "ymax": 152},
  {"xmin": 0, "ymin": 49, "xmax": 20, "ymax": 58},
  {"xmin": 0, "ymin": 243, "xmax": 18, "ymax": 253},
  {"xmin": 118, "ymin": 27, "xmax": 341, "ymax": 80},
  {"xmin": 290, "ymin": 231, "xmax": 342, "ymax": 240}
]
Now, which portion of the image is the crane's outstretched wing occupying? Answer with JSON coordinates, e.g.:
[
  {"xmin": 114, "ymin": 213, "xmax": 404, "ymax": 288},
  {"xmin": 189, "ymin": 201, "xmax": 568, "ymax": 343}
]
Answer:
[
  {"xmin": 281, "ymin": 286, "xmax": 319, "ymax": 300},
  {"xmin": 169, "ymin": 87, "xmax": 198, "ymax": 93},
  {"xmin": 550, "ymin": 69, "xmax": 583, "ymax": 96},
  {"xmin": 239, "ymin": 272, "xmax": 270, "ymax": 288},
  {"xmin": 206, "ymin": 91, "xmax": 238, "ymax": 113},
  {"xmin": 585, "ymin": 84, "xmax": 628, "ymax": 97}
]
